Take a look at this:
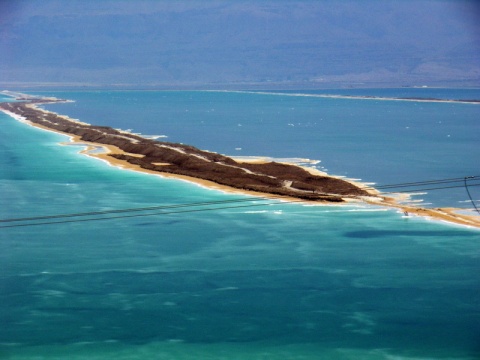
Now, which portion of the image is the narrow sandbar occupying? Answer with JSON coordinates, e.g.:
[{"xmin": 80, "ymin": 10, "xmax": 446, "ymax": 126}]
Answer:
[{"xmin": 1, "ymin": 96, "xmax": 479, "ymax": 228}]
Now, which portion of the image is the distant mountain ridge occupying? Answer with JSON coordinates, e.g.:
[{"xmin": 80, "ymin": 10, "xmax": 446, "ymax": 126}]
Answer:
[{"xmin": 1, "ymin": 1, "xmax": 479, "ymax": 87}]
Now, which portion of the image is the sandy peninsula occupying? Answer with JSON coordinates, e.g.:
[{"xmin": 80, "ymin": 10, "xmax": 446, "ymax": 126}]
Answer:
[{"xmin": 1, "ymin": 95, "xmax": 479, "ymax": 229}]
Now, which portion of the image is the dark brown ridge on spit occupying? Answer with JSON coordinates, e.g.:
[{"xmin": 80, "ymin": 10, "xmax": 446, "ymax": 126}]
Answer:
[{"xmin": 1, "ymin": 99, "xmax": 371, "ymax": 202}]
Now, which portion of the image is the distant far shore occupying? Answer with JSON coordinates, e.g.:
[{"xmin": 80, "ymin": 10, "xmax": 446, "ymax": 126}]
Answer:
[
  {"xmin": 2, "ymin": 81, "xmax": 480, "ymax": 91},
  {"xmin": 313, "ymin": 94, "xmax": 480, "ymax": 104},
  {"xmin": 1, "ymin": 92, "xmax": 479, "ymax": 228},
  {"xmin": 209, "ymin": 90, "xmax": 480, "ymax": 104}
]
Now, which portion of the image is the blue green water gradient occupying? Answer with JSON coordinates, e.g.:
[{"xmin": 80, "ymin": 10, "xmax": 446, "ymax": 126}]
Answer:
[
  {"xmin": 1, "ymin": 90, "xmax": 479, "ymax": 359},
  {"xmin": 38, "ymin": 89, "xmax": 480, "ymax": 207}
]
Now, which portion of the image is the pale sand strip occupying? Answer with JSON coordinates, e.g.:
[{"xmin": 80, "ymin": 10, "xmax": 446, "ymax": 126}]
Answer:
[
  {"xmin": 83, "ymin": 140, "xmax": 305, "ymax": 201},
  {"xmin": 223, "ymin": 90, "xmax": 480, "ymax": 105},
  {"xmin": 364, "ymin": 196, "xmax": 480, "ymax": 228},
  {"xmin": 51, "ymin": 132, "xmax": 480, "ymax": 228},
  {"xmin": 2, "ymin": 105, "xmax": 479, "ymax": 229}
]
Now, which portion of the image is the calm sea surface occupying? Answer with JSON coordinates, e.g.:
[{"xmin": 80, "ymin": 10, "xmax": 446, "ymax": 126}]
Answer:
[{"xmin": 0, "ymin": 89, "xmax": 479, "ymax": 359}]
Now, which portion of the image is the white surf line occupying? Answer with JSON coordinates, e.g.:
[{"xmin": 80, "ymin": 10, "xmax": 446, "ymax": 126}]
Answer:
[
  {"xmin": 0, "ymin": 108, "xmax": 27, "ymax": 123},
  {"xmin": 208, "ymin": 90, "xmax": 480, "ymax": 105}
]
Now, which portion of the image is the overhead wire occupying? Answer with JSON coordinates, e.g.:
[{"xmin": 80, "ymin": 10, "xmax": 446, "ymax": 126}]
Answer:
[
  {"xmin": 0, "ymin": 175, "xmax": 479, "ymax": 229},
  {"xmin": 0, "ymin": 198, "xmax": 302, "ymax": 229},
  {"xmin": 0, "ymin": 197, "xmax": 273, "ymax": 224},
  {"xmin": 371, "ymin": 183, "xmax": 480, "ymax": 194},
  {"xmin": 464, "ymin": 176, "xmax": 480, "ymax": 215},
  {"xmin": 360, "ymin": 175, "xmax": 480, "ymax": 190}
]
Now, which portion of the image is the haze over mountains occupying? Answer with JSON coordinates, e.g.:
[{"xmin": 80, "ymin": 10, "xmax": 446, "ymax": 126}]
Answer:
[{"xmin": 1, "ymin": 0, "xmax": 479, "ymax": 88}]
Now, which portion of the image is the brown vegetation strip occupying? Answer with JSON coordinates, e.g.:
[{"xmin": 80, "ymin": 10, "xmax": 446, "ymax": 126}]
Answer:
[
  {"xmin": 2, "ymin": 98, "xmax": 480, "ymax": 228},
  {"xmin": 0, "ymin": 99, "xmax": 370, "ymax": 202}
]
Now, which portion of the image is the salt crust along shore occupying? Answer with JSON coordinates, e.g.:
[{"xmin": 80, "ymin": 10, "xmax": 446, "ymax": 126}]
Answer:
[
  {"xmin": 223, "ymin": 90, "xmax": 480, "ymax": 105},
  {"xmin": 1, "ymin": 99, "xmax": 372, "ymax": 201},
  {"xmin": 1, "ymin": 97, "xmax": 479, "ymax": 229},
  {"xmin": 72, "ymin": 137, "xmax": 480, "ymax": 229}
]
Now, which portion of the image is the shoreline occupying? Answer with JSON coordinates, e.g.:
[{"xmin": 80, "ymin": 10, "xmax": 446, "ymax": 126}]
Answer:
[
  {"xmin": 1, "ymin": 95, "xmax": 479, "ymax": 229},
  {"xmin": 68, "ymin": 136, "xmax": 306, "ymax": 201},
  {"xmin": 54, "ymin": 135, "xmax": 480, "ymax": 229},
  {"xmin": 218, "ymin": 90, "xmax": 480, "ymax": 105},
  {"xmin": 0, "ymin": 98, "xmax": 372, "ymax": 203}
]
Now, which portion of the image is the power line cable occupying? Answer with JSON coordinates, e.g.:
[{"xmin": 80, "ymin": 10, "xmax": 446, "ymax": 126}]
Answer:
[
  {"xmin": 1, "ymin": 175, "xmax": 478, "ymax": 229},
  {"xmin": 3, "ymin": 179, "xmax": 480, "ymax": 221},
  {"xmin": 0, "ymin": 197, "xmax": 271, "ymax": 224},
  {"xmin": 376, "ymin": 182, "xmax": 480, "ymax": 195},
  {"xmin": 362, "ymin": 176, "xmax": 480, "ymax": 190},
  {"xmin": 464, "ymin": 176, "xmax": 480, "ymax": 215},
  {"xmin": 0, "ymin": 199, "xmax": 299, "ymax": 229}
]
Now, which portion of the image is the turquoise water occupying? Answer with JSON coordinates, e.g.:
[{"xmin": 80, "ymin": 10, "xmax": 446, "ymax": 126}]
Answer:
[
  {"xmin": 38, "ymin": 89, "xmax": 480, "ymax": 207},
  {"xmin": 1, "ymin": 90, "xmax": 479, "ymax": 359}
]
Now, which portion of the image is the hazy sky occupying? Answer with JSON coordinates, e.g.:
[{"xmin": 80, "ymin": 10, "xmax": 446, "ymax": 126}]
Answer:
[{"xmin": 1, "ymin": 0, "xmax": 479, "ymax": 87}]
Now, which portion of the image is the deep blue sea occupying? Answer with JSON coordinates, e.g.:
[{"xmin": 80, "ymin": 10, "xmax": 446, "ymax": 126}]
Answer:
[{"xmin": 1, "ymin": 89, "xmax": 479, "ymax": 359}]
